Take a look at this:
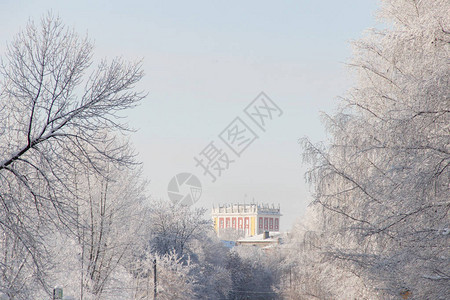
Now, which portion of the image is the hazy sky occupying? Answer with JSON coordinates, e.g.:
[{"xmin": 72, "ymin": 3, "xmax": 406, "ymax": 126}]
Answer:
[{"xmin": 0, "ymin": 0, "xmax": 379, "ymax": 230}]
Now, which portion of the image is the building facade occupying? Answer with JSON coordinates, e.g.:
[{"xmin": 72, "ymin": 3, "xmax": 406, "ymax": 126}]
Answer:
[{"xmin": 212, "ymin": 203, "xmax": 281, "ymax": 239}]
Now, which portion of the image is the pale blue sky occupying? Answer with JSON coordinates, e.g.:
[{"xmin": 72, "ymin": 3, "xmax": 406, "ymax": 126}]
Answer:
[{"xmin": 1, "ymin": 0, "xmax": 379, "ymax": 230}]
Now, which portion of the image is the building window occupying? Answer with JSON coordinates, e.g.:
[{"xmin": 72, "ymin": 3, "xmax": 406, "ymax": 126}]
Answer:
[
  {"xmin": 269, "ymin": 218, "xmax": 273, "ymax": 230},
  {"xmin": 232, "ymin": 218, "xmax": 236, "ymax": 228},
  {"xmin": 226, "ymin": 218, "xmax": 230, "ymax": 228},
  {"xmin": 219, "ymin": 218, "xmax": 224, "ymax": 229},
  {"xmin": 259, "ymin": 217, "xmax": 263, "ymax": 229},
  {"xmin": 264, "ymin": 218, "xmax": 268, "ymax": 230}
]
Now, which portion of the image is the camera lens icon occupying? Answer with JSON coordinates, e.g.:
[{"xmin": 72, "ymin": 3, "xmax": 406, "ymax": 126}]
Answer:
[{"xmin": 167, "ymin": 173, "xmax": 202, "ymax": 206}]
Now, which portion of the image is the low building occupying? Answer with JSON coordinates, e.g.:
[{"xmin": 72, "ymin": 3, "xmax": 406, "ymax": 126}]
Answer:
[
  {"xmin": 236, "ymin": 231, "xmax": 282, "ymax": 248},
  {"xmin": 212, "ymin": 203, "xmax": 281, "ymax": 239}
]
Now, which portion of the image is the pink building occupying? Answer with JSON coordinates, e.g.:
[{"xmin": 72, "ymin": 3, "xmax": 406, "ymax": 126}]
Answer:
[{"xmin": 212, "ymin": 203, "xmax": 281, "ymax": 239}]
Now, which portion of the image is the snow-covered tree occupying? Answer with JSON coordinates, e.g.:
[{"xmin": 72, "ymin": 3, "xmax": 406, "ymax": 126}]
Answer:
[
  {"xmin": 297, "ymin": 0, "xmax": 449, "ymax": 298},
  {"xmin": 53, "ymin": 163, "xmax": 147, "ymax": 300},
  {"xmin": 280, "ymin": 209, "xmax": 374, "ymax": 299},
  {"xmin": 226, "ymin": 246, "xmax": 281, "ymax": 300},
  {"xmin": 135, "ymin": 200, "xmax": 234, "ymax": 299},
  {"xmin": 0, "ymin": 13, "xmax": 144, "ymax": 298},
  {"xmin": 187, "ymin": 230, "xmax": 232, "ymax": 299},
  {"xmin": 146, "ymin": 200, "xmax": 210, "ymax": 259},
  {"xmin": 129, "ymin": 251, "xmax": 197, "ymax": 300}
]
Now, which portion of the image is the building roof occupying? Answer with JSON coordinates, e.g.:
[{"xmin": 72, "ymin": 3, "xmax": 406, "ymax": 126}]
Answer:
[{"xmin": 212, "ymin": 203, "xmax": 281, "ymax": 215}]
